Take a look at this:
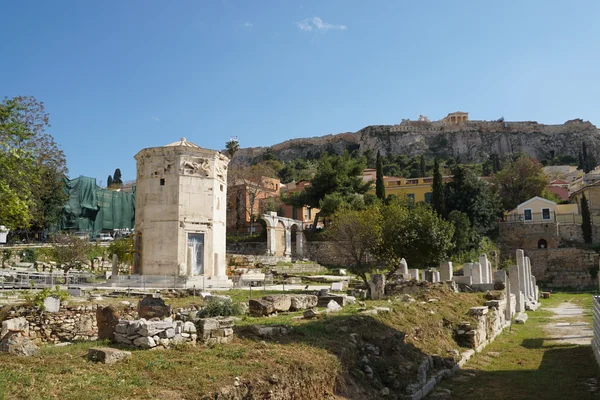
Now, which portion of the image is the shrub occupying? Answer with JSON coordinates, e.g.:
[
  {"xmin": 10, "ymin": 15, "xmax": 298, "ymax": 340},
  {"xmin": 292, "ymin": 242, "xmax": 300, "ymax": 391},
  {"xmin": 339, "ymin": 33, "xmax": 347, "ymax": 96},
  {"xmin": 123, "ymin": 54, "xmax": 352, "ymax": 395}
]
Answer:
[
  {"xmin": 198, "ymin": 297, "xmax": 241, "ymax": 318},
  {"xmin": 25, "ymin": 286, "xmax": 70, "ymax": 309}
]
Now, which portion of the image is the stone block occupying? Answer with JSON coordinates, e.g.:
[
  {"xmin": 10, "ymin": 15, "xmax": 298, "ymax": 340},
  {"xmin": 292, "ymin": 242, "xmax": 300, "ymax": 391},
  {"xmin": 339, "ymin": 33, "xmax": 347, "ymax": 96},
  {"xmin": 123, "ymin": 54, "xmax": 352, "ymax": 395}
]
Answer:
[
  {"xmin": 88, "ymin": 347, "xmax": 131, "ymax": 364},
  {"xmin": 289, "ymin": 295, "xmax": 318, "ymax": 311},
  {"xmin": 133, "ymin": 336, "xmax": 156, "ymax": 349},
  {"xmin": 1, "ymin": 317, "xmax": 29, "ymax": 338},
  {"xmin": 515, "ymin": 313, "xmax": 528, "ymax": 324},
  {"xmin": 96, "ymin": 306, "xmax": 120, "ymax": 341},
  {"xmin": 217, "ymin": 317, "xmax": 234, "ymax": 329},
  {"xmin": 468, "ymin": 307, "xmax": 489, "ymax": 316},
  {"xmin": 0, "ymin": 332, "xmax": 38, "ymax": 356},
  {"xmin": 249, "ymin": 299, "xmax": 275, "ymax": 316},
  {"xmin": 251, "ymin": 325, "xmax": 291, "ymax": 337},
  {"xmin": 262, "ymin": 295, "xmax": 292, "ymax": 312},
  {"xmin": 440, "ymin": 261, "xmax": 453, "ymax": 281},
  {"xmin": 326, "ymin": 300, "xmax": 342, "ymax": 313},
  {"xmin": 369, "ymin": 274, "xmax": 386, "ymax": 300},
  {"xmin": 43, "ymin": 296, "xmax": 61, "ymax": 313},
  {"xmin": 197, "ymin": 318, "xmax": 220, "ymax": 331},
  {"xmin": 137, "ymin": 295, "xmax": 171, "ymax": 319},
  {"xmin": 317, "ymin": 295, "xmax": 346, "ymax": 308},
  {"xmin": 303, "ymin": 309, "xmax": 320, "ymax": 319},
  {"xmin": 452, "ymin": 276, "xmax": 472, "ymax": 285}
]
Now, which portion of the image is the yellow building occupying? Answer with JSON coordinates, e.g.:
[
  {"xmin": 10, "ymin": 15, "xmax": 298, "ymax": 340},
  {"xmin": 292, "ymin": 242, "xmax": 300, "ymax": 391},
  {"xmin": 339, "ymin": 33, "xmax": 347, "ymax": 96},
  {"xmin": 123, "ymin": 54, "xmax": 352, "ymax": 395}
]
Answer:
[
  {"xmin": 365, "ymin": 175, "xmax": 452, "ymax": 203},
  {"xmin": 570, "ymin": 181, "xmax": 600, "ymax": 215}
]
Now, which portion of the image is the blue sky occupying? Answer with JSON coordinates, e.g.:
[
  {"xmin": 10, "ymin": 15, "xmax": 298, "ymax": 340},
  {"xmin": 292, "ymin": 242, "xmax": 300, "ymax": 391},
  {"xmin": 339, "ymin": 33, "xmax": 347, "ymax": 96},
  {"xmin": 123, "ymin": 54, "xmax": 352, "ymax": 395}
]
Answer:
[{"xmin": 2, "ymin": 1, "xmax": 600, "ymax": 183}]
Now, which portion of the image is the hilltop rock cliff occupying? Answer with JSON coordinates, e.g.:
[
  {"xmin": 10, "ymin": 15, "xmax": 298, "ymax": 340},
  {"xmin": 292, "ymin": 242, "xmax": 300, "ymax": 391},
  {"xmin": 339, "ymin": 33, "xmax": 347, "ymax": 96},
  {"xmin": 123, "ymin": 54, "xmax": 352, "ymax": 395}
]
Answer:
[{"xmin": 233, "ymin": 118, "xmax": 600, "ymax": 164}]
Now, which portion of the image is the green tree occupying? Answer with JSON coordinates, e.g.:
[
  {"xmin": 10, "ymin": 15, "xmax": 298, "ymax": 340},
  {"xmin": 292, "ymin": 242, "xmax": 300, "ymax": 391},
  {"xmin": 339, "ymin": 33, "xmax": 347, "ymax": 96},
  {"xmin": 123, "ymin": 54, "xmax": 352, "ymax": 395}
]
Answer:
[
  {"xmin": 419, "ymin": 155, "xmax": 426, "ymax": 177},
  {"xmin": 108, "ymin": 236, "xmax": 134, "ymax": 272},
  {"xmin": 432, "ymin": 157, "xmax": 445, "ymax": 216},
  {"xmin": 447, "ymin": 210, "xmax": 480, "ymax": 255},
  {"xmin": 284, "ymin": 152, "xmax": 371, "ymax": 229},
  {"xmin": 376, "ymin": 201, "xmax": 455, "ymax": 272},
  {"xmin": 1, "ymin": 249, "xmax": 12, "ymax": 268},
  {"xmin": 327, "ymin": 205, "xmax": 383, "ymax": 289},
  {"xmin": 491, "ymin": 156, "xmax": 549, "ymax": 211},
  {"xmin": 375, "ymin": 151, "xmax": 386, "ymax": 200},
  {"xmin": 581, "ymin": 193, "xmax": 592, "ymax": 244},
  {"xmin": 445, "ymin": 166, "xmax": 503, "ymax": 236},
  {"xmin": 0, "ymin": 96, "xmax": 67, "ymax": 230},
  {"xmin": 107, "ymin": 175, "xmax": 113, "ymax": 187},
  {"xmin": 50, "ymin": 233, "xmax": 93, "ymax": 275},
  {"xmin": 225, "ymin": 137, "xmax": 240, "ymax": 159}
]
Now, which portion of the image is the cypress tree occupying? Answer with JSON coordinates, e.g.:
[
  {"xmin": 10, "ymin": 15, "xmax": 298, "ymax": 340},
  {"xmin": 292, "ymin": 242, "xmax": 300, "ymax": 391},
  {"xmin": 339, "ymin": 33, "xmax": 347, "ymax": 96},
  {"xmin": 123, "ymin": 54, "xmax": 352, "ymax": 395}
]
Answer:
[
  {"xmin": 432, "ymin": 157, "xmax": 445, "ymax": 216},
  {"xmin": 419, "ymin": 155, "xmax": 426, "ymax": 177},
  {"xmin": 107, "ymin": 175, "xmax": 113, "ymax": 187},
  {"xmin": 578, "ymin": 150, "xmax": 584, "ymax": 171},
  {"xmin": 113, "ymin": 168, "xmax": 123, "ymax": 185},
  {"xmin": 375, "ymin": 151, "xmax": 386, "ymax": 200},
  {"xmin": 581, "ymin": 193, "xmax": 592, "ymax": 244}
]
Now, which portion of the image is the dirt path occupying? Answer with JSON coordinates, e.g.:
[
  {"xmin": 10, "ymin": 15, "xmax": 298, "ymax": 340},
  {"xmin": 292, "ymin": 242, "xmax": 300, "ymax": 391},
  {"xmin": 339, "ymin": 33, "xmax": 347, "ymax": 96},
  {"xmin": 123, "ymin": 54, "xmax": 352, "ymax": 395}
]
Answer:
[{"xmin": 543, "ymin": 300, "xmax": 593, "ymax": 345}]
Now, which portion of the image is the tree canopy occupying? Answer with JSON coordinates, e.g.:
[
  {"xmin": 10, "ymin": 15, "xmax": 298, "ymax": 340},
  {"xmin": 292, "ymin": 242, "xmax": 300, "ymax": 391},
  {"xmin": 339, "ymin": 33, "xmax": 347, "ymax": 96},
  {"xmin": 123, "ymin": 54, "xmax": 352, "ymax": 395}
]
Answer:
[
  {"xmin": 283, "ymin": 152, "xmax": 371, "ymax": 227},
  {"xmin": 445, "ymin": 165, "xmax": 503, "ymax": 236},
  {"xmin": 0, "ymin": 96, "xmax": 67, "ymax": 230},
  {"xmin": 491, "ymin": 156, "xmax": 549, "ymax": 211}
]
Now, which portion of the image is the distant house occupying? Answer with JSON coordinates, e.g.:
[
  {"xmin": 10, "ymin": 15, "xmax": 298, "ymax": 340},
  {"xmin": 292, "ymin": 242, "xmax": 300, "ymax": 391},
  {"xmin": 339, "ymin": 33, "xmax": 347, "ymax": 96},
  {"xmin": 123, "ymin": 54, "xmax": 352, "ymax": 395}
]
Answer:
[
  {"xmin": 569, "ymin": 181, "xmax": 600, "ymax": 215},
  {"xmin": 361, "ymin": 169, "xmax": 452, "ymax": 204},
  {"xmin": 504, "ymin": 196, "xmax": 578, "ymax": 223},
  {"xmin": 548, "ymin": 179, "xmax": 569, "ymax": 201}
]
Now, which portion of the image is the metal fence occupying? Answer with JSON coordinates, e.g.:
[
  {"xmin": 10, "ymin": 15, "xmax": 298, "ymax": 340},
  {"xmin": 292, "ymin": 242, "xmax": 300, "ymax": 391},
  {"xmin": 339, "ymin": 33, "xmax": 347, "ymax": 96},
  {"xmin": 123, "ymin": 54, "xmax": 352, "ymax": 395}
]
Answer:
[
  {"xmin": 592, "ymin": 296, "xmax": 600, "ymax": 367},
  {"xmin": 504, "ymin": 213, "xmax": 600, "ymax": 224},
  {"xmin": 0, "ymin": 271, "xmax": 95, "ymax": 289}
]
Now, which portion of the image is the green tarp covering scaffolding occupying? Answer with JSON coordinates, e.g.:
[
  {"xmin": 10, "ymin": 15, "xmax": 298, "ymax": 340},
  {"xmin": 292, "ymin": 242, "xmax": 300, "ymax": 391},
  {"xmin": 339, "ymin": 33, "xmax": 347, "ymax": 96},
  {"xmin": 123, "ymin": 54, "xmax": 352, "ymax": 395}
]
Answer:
[{"xmin": 58, "ymin": 176, "xmax": 135, "ymax": 234}]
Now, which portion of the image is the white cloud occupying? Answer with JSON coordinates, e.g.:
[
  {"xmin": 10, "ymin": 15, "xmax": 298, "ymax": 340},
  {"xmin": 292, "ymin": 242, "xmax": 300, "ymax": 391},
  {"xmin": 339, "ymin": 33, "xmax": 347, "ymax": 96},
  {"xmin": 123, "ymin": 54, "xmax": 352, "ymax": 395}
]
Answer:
[
  {"xmin": 243, "ymin": 22, "xmax": 254, "ymax": 29},
  {"xmin": 296, "ymin": 17, "xmax": 347, "ymax": 32},
  {"xmin": 151, "ymin": 116, "xmax": 160, "ymax": 121}
]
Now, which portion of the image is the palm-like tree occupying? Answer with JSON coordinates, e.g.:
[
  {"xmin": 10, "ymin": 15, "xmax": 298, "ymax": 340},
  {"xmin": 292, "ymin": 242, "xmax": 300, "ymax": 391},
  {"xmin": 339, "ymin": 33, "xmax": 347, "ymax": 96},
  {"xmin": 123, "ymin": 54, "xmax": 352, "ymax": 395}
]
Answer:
[{"xmin": 225, "ymin": 137, "xmax": 239, "ymax": 159}]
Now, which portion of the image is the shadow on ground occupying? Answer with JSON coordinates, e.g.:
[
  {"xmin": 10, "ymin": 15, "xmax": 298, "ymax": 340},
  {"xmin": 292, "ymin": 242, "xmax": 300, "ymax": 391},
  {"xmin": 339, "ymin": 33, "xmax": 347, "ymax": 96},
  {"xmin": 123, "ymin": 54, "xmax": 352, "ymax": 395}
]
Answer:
[{"xmin": 434, "ymin": 340, "xmax": 600, "ymax": 400}]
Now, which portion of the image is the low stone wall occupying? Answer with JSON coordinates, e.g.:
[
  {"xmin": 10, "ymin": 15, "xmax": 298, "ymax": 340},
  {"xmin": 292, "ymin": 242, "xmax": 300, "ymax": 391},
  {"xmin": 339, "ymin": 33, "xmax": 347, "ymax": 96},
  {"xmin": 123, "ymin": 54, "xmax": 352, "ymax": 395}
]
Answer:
[
  {"xmin": 1, "ymin": 304, "xmax": 99, "ymax": 344},
  {"xmin": 270, "ymin": 263, "xmax": 327, "ymax": 274},
  {"xmin": 526, "ymin": 248, "xmax": 598, "ymax": 288},
  {"xmin": 559, "ymin": 224, "xmax": 600, "ymax": 244},
  {"xmin": 226, "ymin": 242, "xmax": 267, "ymax": 255},
  {"xmin": 114, "ymin": 318, "xmax": 197, "ymax": 348}
]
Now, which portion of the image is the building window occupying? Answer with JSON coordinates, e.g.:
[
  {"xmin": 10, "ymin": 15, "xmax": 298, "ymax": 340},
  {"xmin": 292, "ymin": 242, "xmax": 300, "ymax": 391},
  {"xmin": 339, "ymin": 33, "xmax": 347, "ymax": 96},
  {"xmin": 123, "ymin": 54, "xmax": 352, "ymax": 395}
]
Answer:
[
  {"xmin": 407, "ymin": 193, "xmax": 415, "ymax": 203},
  {"xmin": 292, "ymin": 207, "xmax": 298, "ymax": 220},
  {"xmin": 160, "ymin": 178, "xmax": 165, "ymax": 186},
  {"xmin": 523, "ymin": 209, "xmax": 532, "ymax": 221},
  {"xmin": 541, "ymin": 208, "xmax": 551, "ymax": 220},
  {"xmin": 424, "ymin": 192, "xmax": 433, "ymax": 204}
]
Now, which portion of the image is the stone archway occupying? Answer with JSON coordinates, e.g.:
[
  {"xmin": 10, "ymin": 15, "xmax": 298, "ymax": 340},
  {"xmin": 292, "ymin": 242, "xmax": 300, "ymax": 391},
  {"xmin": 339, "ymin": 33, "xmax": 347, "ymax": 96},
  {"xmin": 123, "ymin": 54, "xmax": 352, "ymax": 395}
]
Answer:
[
  {"xmin": 538, "ymin": 238, "xmax": 548, "ymax": 249},
  {"xmin": 262, "ymin": 212, "xmax": 304, "ymax": 259}
]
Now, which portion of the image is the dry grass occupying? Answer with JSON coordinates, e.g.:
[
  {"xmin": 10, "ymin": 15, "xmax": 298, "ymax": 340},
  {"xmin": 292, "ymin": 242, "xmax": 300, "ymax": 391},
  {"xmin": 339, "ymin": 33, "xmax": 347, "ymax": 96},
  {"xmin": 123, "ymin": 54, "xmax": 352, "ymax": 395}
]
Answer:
[{"xmin": 0, "ymin": 285, "xmax": 490, "ymax": 399}]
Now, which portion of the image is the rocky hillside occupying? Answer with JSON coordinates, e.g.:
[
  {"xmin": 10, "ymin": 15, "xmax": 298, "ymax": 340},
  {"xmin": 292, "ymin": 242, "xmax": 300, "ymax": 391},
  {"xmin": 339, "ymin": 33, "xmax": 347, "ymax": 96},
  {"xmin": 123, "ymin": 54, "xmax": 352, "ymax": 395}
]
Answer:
[{"xmin": 233, "ymin": 118, "xmax": 600, "ymax": 164}]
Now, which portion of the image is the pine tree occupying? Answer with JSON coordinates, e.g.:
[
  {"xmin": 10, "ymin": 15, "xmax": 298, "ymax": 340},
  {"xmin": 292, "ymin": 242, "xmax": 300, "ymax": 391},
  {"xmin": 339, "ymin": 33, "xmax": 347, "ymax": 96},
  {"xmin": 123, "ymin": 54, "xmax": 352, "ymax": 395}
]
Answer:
[
  {"xmin": 375, "ymin": 150, "xmax": 386, "ymax": 200},
  {"xmin": 107, "ymin": 175, "xmax": 113, "ymax": 187},
  {"xmin": 419, "ymin": 155, "xmax": 426, "ymax": 177},
  {"xmin": 581, "ymin": 193, "xmax": 592, "ymax": 244},
  {"xmin": 113, "ymin": 169, "xmax": 123, "ymax": 185},
  {"xmin": 432, "ymin": 157, "xmax": 445, "ymax": 216}
]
